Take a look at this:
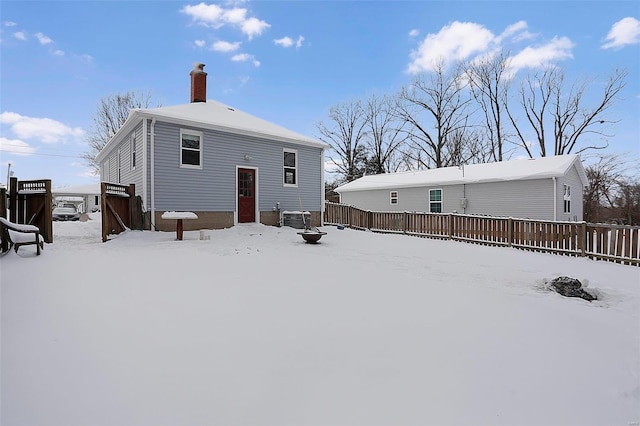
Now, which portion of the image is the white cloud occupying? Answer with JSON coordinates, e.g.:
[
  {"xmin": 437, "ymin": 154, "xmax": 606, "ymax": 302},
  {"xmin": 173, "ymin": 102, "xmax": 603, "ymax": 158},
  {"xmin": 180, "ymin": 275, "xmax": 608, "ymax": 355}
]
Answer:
[
  {"xmin": 274, "ymin": 36, "xmax": 293, "ymax": 48},
  {"xmin": 35, "ymin": 32, "xmax": 53, "ymax": 45},
  {"xmin": 0, "ymin": 112, "xmax": 85, "ymax": 144},
  {"xmin": 194, "ymin": 39, "xmax": 206, "ymax": 48},
  {"xmin": 409, "ymin": 29, "xmax": 419, "ymax": 38},
  {"xmin": 602, "ymin": 17, "xmax": 640, "ymax": 49},
  {"xmin": 53, "ymin": 50, "xmax": 65, "ymax": 56},
  {"xmin": 13, "ymin": 31, "xmax": 27, "ymax": 41},
  {"xmin": 508, "ymin": 36, "xmax": 574, "ymax": 73},
  {"xmin": 0, "ymin": 137, "xmax": 37, "ymax": 156},
  {"xmin": 181, "ymin": 3, "xmax": 270, "ymax": 39},
  {"xmin": 231, "ymin": 53, "xmax": 260, "ymax": 67},
  {"xmin": 408, "ymin": 21, "xmax": 494, "ymax": 73},
  {"xmin": 240, "ymin": 17, "xmax": 270, "ymax": 40},
  {"xmin": 275, "ymin": 35, "xmax": 304, "ymax": 48},
  {"xmin": 212, "ymin": 40, "xmax": 241, "ymax": 52},
  {"xmin": 4, "ymin": 21, "xmax": 17, "ymax": 27},
  {"xmin": 496, "ymin": 20, "xmax": 534, "ymax": 43}
]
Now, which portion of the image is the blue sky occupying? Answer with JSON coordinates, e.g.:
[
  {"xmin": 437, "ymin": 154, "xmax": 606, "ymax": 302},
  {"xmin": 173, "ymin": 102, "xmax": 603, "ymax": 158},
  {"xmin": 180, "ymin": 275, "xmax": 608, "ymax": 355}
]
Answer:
[{"xmin": 1, "ymin": 0, "xmax": 639, "ymax": 188}]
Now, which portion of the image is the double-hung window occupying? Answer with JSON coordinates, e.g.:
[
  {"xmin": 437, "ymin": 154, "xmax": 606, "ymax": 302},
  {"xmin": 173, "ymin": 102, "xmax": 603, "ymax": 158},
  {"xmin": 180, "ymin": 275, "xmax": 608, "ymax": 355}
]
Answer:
[
  {"xmin": 390, "ymin": 191, "xmax": 398, "ymax": 205},
  {"xmin": 429, "ymin": 189, "xmax": 442, "ymax": 213},
  {"xmin": 180, "ymin": 129, "xmax": 203, "ymax": 169},
  {"xmin": 283, "ymin": 149, "xmax": 297, "ymax": 186},
  {"xmin": 563, "ymin": 184, "xmax": 571, "ymax": 213}
]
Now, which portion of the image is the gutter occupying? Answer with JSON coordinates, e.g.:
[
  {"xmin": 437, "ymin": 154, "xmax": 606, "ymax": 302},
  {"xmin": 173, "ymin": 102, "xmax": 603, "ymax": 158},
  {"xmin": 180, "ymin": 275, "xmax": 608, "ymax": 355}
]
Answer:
[{"xmin": 150, "ymin": 118, "xmax": 156, "ymax": 230}]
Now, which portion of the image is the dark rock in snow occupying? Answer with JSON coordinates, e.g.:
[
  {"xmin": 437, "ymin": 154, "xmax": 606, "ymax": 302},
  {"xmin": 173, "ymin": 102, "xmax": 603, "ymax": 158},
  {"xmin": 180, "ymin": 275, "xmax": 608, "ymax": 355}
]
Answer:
[{"xmin": 550, "ymin": 276, "xmax": 596, "ymax": 301}]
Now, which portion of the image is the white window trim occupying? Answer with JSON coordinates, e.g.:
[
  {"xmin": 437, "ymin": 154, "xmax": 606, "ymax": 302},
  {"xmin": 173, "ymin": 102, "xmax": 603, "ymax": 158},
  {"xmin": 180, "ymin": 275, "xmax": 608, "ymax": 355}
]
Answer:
[
  {"xmin": 131, "ymin": 134, "xmax": 136, "ymax": 171},
  {"xmin": 429, "ymin": 188, "xmax": 443, "ymax": 213},
  {"xmin": 390, "ymin": 191, "xmax": 398, "ymax": 205},
  {"xmin": 283, "ymin": 148, "xmax": 298, "ymax": 187},
  {"xmin": 180, "ymin": 129, "xmax": 203, "ymax": 169},
  {"xmin": 563, "ymin": 184, "xmax": 571, "ymax": 213}
]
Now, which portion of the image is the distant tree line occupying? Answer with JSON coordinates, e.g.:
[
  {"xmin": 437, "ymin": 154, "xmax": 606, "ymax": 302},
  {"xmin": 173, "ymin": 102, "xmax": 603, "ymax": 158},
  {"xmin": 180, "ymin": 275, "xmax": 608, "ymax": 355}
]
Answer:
[{"xmin": 318, "ymin": 52, "xmax": 628, "ymax": 183}]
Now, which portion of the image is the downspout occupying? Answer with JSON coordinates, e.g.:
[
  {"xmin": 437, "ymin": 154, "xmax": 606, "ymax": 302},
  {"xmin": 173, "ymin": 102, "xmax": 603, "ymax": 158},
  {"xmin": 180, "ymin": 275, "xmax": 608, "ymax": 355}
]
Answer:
[
  {"xmin": 150, "ymin": 118, "xmax": 156, "ymax": 230},
  {"xmin": 552, "ymin": 176, "xmax": 557, "ymax": 221},
  {"xmin": 321, "ymin": 148, "xmax": 325, "ymax": 226},
  {"xmin": 142, "ymin": 119, "xmax": 148, "ymax": 213}
]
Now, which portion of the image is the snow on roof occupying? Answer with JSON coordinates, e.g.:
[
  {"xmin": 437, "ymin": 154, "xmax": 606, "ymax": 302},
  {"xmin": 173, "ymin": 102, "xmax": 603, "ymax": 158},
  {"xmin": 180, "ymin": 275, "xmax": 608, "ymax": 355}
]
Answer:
[
  {"xmin": 335, "ymin": 155, "xmax": 588, "ymax": 193},
  {"xmin": 97, "ymin": 100, "xmax": 326, "ymax": 163},
  {"xmin": 52, "ymin": 183, "xmax": 101, "ymax": 195},
  {"xmin": 142, "ymin": 101, "xmax": 324, "ymax": 147}
]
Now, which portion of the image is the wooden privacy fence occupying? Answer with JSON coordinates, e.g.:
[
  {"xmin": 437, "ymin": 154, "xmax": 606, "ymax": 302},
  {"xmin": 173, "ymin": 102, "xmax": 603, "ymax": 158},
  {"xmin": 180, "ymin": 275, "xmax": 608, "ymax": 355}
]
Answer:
[
  {"xmin": 7, "ymin": 177, "xmax": 53, "ymax": 243},
  {"xmin": 324, "ymin": 202, "xmax": 640, "ymax": 266},
  {"xmin": 101, "ymin": 182, "xmax": 143, "ymax": 242}
]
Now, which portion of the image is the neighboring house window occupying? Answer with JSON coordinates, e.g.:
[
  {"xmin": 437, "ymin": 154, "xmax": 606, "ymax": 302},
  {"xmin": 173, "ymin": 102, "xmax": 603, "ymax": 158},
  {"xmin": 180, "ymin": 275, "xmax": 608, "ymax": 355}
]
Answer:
[
  {"xmin": 429, "ymin": 189, "xmax": 442, "ymax": 213},
  {"xmin": 117, "ymin": 150, "xmax": 122, "ymax": 183},
  {"xmin": 563, "ymin": 184, "xmax": 571, "ymax": 213},
  {"xmin": 390, "ymin": 191, "xmax": 398, "ymax": 205},
  {"xmin": 180, "ymin": 129, "xmax": 203, "ymax": 168},
  {"xmin": 283, "ymin": 149, "xmax": 298, "ymax": 186},
  {"xmin": 104, "ymin": 159, "xmax": 110, "ymax": 182},
  {"xmin": 131, "ymin": 135, "xmax": 136, "ymax": 170}
]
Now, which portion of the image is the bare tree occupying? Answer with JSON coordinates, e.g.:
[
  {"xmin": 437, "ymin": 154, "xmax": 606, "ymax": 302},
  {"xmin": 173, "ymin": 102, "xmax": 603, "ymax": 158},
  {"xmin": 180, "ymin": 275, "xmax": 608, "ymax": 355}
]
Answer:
[
  {"xmin": 583, "ymin": 153, "xmax": 639, "ymax": 224},
  {"xmin": 395, "ymin": 61, "xmax": 474, "ymax": 169},
  {"xmin": 317, "ymin": 99, "xmax": 368, "ymax": 183},
  {"xmin": 465, "ymin": 51, "xmax": 513, "ymax": 162},
  {"xmin": 82, "ymin": 90, "xmax": 156, "ymax": 175},
  {"xmin": 507, "ymin": 67, "xmax": 627, "ymax": 158},
  {"xmin": 362, "ymin": 93, "xmax": 407, "ymax": 174}
]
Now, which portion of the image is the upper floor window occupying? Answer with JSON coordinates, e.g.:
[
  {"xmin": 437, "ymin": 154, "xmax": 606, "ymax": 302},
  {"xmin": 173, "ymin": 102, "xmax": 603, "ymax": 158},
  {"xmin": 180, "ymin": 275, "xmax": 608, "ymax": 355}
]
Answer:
[
  {"xmin": 563, "ymin": 184, "xmax": 571, "ymax": 213},
  {"xmin": 131, "ymin": 135, "xmax": 136, "ymax": 170},
  {"xmin": 390, "ymin": 191, "xmax": 398, "ymax": 205},
  {"xmin": 283, "ymin": 149, "xmax": 298, "ymax": 186},
  {"xmin": 180, "ymin": 129, "xmax": 203, "ymax": 169},
  {"xmin": 429, "ymin": 189, "xmax": 442, "ymax": 213}
]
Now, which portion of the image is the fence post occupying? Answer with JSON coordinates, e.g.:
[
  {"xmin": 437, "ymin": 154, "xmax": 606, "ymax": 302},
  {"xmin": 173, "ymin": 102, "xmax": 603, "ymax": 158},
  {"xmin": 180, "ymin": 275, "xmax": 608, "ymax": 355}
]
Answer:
[
  {"xmin": 8, "ymin": 176, "xmax": 17, "ymax": 223},
  {"xmin": 579, "ymin": 222, "xmax": 586, "ymax": 258},
  {"xmin": 507, "ymin": 217, "xmax": 513, "ymax": 247},
  {"xmin": 101, "ymin": 182, "xmax": 108, "ymax": 242},
  {"xmin": 404, "ymin": 212, "xmax": 408, "ymax": 234},
  {"xmin": 448, "ymin": 214, "xmax": 453, "ymax": 239},
  {"xmin": 43, "ymin": 179, "xmax": 53, "ymax": 243}
]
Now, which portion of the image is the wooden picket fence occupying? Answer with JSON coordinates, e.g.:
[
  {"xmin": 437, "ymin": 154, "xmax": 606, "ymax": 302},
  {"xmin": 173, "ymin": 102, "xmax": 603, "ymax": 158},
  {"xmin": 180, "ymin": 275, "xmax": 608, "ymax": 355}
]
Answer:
[{"xmin": 324, "ymin": 202, "xmax": 640, "ymax": 266}]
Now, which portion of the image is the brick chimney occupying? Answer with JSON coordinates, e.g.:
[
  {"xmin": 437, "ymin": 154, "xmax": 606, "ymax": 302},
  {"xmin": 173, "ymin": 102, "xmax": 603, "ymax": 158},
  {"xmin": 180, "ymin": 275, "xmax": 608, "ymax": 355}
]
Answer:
[{"xmin": 190, "ymin": 62, "xmax": 207, "ymax": 103}]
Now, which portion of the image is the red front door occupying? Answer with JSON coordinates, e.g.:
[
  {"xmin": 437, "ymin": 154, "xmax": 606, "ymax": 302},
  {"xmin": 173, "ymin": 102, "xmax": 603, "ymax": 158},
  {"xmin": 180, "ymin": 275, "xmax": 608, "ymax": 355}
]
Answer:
[{"xmin": 238, "ymin": 168, "xmax": 255, "ymax": 223}]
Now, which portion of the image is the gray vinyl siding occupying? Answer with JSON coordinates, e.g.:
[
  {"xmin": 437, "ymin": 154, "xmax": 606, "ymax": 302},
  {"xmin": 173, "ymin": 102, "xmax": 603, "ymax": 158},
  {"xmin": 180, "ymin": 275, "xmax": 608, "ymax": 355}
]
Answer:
[
  {"xmin": 99, "ymin": 123, "xmax": 145, "ymax": 199},
  {"xmin": 151, "ymin": 121, "xmax": 322, "ymax": 213},
  {"xmin": 463, "ymin": 179, "xmax": 553, "ymax": 219},
  {"xmin": 340, "ymin": 186, "xmax": 464, "ymax": 213},
  {"xmin": 340, "ymin": 179, "xmax": 566, "ymax": 220}
]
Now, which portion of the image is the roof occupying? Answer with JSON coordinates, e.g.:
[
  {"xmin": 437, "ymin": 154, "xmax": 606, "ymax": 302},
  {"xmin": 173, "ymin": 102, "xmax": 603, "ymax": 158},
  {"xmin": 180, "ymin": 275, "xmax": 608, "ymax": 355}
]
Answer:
[
  {"xmin": 96, "ymin": 100, "xmax": 326, "ymax": 162},
  {"xmin": 335, "ymin": 155, "xmax": 589, "ymax": 193},
  {"xmin": 52, "ymin": 183, "xmax": 101, "ymax": 196}
]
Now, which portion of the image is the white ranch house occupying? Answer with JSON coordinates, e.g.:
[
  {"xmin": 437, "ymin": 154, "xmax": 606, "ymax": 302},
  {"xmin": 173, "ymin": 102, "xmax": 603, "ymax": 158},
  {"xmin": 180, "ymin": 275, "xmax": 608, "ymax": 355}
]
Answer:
[
  {"xmin": 335, "ymin": 155, "xmax": 589, "ymax": 222},
  {"xmin": 96, "ymin": 63, "xmax": 327, "ymax": 231}
]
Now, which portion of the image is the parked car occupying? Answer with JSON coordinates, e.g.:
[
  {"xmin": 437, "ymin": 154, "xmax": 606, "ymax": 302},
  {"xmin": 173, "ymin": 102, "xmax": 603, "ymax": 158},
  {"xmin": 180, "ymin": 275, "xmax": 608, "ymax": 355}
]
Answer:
[{"xmin": 52, "ymin": 206, "xmax": 80, "ymax": 221}]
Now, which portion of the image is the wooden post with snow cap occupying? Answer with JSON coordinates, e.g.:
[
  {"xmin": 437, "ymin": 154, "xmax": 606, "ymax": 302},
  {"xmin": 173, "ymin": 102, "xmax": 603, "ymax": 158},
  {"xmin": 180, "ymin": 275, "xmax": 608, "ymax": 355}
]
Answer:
[{"xmin": 161, "ymin": 211, "xmax": 198, "ymax": 240}]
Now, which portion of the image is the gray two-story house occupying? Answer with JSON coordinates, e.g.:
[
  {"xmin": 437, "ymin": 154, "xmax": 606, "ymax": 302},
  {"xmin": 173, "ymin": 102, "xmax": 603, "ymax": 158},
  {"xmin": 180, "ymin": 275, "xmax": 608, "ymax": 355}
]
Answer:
[{"xmin": 96, "ymin": 63, "xmax": 327, "ymax": 231}]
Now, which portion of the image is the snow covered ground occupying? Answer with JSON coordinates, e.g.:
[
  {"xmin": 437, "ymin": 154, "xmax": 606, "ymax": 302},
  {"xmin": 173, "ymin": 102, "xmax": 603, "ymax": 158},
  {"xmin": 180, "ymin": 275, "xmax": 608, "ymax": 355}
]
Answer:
[{"xmin": 1, "ymin": 214, "xmax": 639, "ymax": 425}]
